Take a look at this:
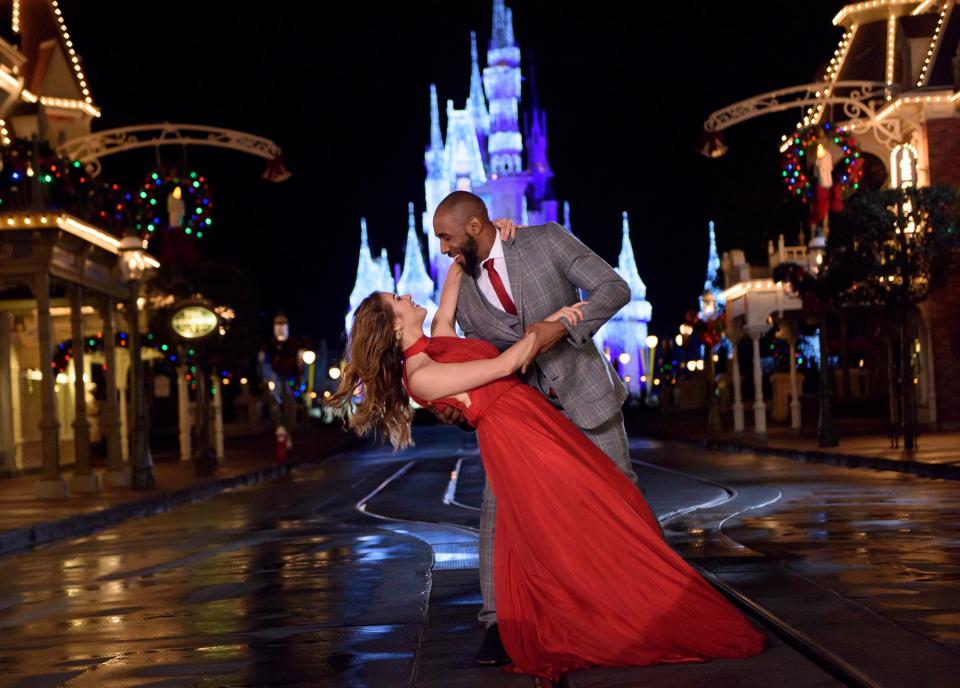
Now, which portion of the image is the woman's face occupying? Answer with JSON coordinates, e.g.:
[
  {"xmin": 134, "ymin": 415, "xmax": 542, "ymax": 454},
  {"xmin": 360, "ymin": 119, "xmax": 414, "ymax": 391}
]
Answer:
[{"xmin": 381, "ymin": 292, "xmax": 426, "ymax": 333}]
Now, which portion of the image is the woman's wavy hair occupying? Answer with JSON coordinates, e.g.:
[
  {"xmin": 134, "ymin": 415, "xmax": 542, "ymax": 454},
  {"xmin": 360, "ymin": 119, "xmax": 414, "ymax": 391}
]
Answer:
[{"xmin": 325, "ymin": 292, "xmax": 413, "ymax": 449}]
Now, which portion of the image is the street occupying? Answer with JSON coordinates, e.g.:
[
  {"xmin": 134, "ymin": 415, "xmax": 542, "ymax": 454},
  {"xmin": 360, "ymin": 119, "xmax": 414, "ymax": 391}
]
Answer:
[{"xmin": 0, "ymin": 427, "xmax": 958, "ymax": 687}]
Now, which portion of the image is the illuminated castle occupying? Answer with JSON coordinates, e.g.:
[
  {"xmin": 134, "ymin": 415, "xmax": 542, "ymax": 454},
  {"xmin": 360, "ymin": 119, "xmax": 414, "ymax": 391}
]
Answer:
[{"xmin": 346, "ymin": 1, "xmax": 653, "ymax": 393}]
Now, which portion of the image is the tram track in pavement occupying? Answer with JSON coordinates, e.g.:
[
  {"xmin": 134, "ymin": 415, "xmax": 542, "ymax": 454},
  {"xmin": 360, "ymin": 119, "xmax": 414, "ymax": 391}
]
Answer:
[{"xmin": 355, "ymin": 442, "xmax": 878, "ymax": 688}]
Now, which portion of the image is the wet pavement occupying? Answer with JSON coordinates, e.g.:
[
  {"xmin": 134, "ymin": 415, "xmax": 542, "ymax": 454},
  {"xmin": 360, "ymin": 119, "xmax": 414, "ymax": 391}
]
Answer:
[{"xmin": 0, "ymin": 426, "xmax": 958, "ymax": 686}]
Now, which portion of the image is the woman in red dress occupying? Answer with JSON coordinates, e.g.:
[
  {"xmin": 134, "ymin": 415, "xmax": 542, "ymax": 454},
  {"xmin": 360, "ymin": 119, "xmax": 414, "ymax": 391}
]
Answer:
[{"xmin": 328, "ymin": 241, "xmax": 765, "ymax": 682}]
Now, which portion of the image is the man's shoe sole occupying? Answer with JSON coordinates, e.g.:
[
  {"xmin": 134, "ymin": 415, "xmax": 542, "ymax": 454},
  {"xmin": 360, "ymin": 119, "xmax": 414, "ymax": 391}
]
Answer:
[{"xmin": 476, "ymin": 657, "xmax": 511, "ymax": 666}]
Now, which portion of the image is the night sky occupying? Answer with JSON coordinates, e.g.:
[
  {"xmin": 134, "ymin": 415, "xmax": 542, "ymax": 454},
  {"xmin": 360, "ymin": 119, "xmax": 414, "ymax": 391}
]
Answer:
[{"xmin": 69, "ymin": 2, "xmax": 847, "ymax": 353}]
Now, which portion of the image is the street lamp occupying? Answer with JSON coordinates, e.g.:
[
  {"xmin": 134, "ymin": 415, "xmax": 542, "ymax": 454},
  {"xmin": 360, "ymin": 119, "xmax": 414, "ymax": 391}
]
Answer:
[
  {"xmin": 118, "ymin": 233, "xmax": 156, "ymax": 489},
  {"xmin": 644, "ymin": 335, "xmax": 658, "ymax": 400},
  {"xmin": 302, "ymin": 349, "xmax": 316, "ymax": 407}
]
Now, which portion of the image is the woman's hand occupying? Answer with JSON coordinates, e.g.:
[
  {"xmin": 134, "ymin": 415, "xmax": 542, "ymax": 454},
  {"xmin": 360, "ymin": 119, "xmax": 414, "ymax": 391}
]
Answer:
[
  {"xmin": 492, "ymin": 218, "xmax": 524, "ymax": 242},
  {"xmin": 545, "ymin": 301, "xmax": 589, "ymax": 326},
  {"xmin": 509, "ymin": 332, "xmax": 539, "ymax": 374}
]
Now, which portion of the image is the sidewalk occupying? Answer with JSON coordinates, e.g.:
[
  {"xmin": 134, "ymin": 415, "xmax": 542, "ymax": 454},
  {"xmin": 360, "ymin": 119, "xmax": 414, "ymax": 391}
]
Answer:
[
  {"xmin": 0, "ymin": 426, "xmax": 354, "ymax": 557},
  {"xmin": 624, "ymin": 409, "xmax": 960, "ymax": 480}
]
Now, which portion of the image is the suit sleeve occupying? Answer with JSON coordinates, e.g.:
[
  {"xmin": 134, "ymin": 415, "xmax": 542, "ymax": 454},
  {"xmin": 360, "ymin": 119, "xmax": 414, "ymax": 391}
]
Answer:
[{"xmin": 544, "ymin": 222, "xmax": 630, "ymax": 349}]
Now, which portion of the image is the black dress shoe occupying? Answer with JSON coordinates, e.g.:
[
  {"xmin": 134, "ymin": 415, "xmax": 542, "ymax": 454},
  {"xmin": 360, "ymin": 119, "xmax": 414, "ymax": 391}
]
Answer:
[{"xmin": 476, "ymin": 623, "xmax": 510, "ymax": 666}]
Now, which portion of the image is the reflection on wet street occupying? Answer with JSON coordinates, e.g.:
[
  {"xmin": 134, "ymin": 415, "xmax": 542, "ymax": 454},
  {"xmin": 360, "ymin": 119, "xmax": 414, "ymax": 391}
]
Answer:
[
  {"xmin": 0, "ymin": 447, "xmax": 432, "ymax": 688},
  {"xmin": 0, "ymin": 428, "xmax": 957, "ymax": 687}
]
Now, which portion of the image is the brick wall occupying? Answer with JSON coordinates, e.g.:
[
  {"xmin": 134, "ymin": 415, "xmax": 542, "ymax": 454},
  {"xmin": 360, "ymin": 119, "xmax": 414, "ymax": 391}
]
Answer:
[
  {"xmin": 928, "ymin": 277, "xmax": 960, "ymax": 429},
  {"xmin": 924, "ymin": 118, "xmax": 960, "ymax": 428},
  {"xmin": 926, "ymin": 118, "xmax": 960, "ymax": 186}
]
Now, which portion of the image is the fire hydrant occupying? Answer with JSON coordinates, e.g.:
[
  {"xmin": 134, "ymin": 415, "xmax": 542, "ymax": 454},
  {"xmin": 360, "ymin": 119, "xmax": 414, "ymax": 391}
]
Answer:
[{"xmin": 275, "ymin": 425, "xmax": 290, "ymax": 463}]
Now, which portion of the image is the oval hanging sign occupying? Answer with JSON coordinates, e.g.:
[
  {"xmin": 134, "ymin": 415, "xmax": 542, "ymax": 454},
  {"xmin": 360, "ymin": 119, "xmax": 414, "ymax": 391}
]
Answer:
[{"xmin": 170, "ymin": 305, "xmax": 218, "ymax": 340}]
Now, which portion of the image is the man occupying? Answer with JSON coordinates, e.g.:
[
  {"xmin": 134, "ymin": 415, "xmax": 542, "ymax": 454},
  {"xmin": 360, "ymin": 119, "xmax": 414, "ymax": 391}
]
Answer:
[{"xmin": 431, "ymin": 190, "xmax": 639, "ymax": 666}]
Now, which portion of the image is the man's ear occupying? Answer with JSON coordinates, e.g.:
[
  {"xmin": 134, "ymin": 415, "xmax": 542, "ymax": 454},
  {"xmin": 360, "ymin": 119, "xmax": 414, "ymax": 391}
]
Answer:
[{"xmin": 467, "ymin": 216, "xmax": 481, "ymax": 236}]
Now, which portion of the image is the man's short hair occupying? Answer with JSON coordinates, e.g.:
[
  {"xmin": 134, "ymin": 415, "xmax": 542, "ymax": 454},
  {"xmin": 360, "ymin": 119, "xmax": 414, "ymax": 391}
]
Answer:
[{"xmin": 435, "ymin": 191, "xmax": 490, "ymax": 226}]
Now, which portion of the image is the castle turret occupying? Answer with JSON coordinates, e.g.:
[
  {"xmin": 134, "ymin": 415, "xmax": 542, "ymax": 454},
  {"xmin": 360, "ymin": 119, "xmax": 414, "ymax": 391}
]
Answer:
[
  {"xmin": 699, "ymin": 220, "xmax": 723, "ymax": 318},
  {"xmin": 345, "ymin": 218, "xmax": 384, "ymax": 333},
  {"xmin": 423, "ymin": 84, "xmax": 451, "ymax": 282},
  {"xmin": 594, "ymin": 212, "xmax": 652, "ymax": 397},
  {"xmin": 378, "ymin": 247, "xmax": 396, "ymax": 294},
  {"xmin": 397, "ymin": 202, "xmax": 438, "ymax": 333},
  {"xmin": 483, "ymin": 1, "xmax": 528, "ymax": 220},
  {"xmin": 467, "ymin": 31, "xmax": 491, "ymax": 157}
]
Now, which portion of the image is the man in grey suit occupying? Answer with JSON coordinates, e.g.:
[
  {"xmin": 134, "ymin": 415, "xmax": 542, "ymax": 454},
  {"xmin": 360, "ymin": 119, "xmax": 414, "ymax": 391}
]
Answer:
[{"xmin": 431, "ymin": 190, "xmax": 640, "ymax": 666}]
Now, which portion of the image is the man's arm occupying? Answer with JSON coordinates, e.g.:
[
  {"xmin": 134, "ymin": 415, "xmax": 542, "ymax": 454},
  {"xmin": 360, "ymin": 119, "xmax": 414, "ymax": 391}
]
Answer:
[{"xmin": 544, "ymin": 223, "xmax": 630, "ymax": 348}]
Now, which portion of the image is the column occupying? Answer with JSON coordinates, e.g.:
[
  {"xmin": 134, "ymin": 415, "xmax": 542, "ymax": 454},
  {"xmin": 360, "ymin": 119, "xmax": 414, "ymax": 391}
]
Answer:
[
  {"xmin": 0, "ymin": 312, "xmax": 17, "ymax": 476},
  {"xmin": 788, "ymin": 337, "xmax": 802, "ymax": 431},
  {"xmin": 100, "ymin": 297, "xmax": 129, "ymax": 487},
  {"xmin": 126, "ymin": 283, "xmax": 155, "ymax": 489},
  {"xmin": 69, "ymin": 286, "xmax": 100, "ymax": 493},
  {"xmin": 746, "ymin": 325, "xmax": 770, "ymax": 441},
  {"xmin": 729, "ymin": 337, "xmax": 744, "ymax": 436},
  {"xmin": 212, "ymin": 375, "xmax": 224, "ymax": 460},
  {"xmin": 177, "ymin": 362, "xmax": 191, "ymax": 462},
  {"xmin": 34, "ymin": 271, "xmax": 69, "ymax": 498}
]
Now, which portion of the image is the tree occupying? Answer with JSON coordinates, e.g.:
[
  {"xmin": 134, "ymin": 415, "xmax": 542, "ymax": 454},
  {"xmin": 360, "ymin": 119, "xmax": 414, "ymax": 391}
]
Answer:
[{"xmin": 825, "ymin": 185, "xmax": 960, "ymax": 450}]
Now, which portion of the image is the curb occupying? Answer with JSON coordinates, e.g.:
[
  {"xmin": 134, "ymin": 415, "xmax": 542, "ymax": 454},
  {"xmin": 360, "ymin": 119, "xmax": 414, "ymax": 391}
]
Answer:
[
  {"xmin": 685, "ymin": 436, "xmax": 960, "ymax": 481},
  {"xmin": 0, "ymin": 440, "xmax": 353, "ymax": 558}
]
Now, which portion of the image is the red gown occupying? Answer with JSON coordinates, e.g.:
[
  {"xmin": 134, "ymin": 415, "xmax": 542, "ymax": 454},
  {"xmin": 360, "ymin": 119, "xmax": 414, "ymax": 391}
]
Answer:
[{"xmin": 402, "ymin": 336, "xmax": 765, "ymax": 680}]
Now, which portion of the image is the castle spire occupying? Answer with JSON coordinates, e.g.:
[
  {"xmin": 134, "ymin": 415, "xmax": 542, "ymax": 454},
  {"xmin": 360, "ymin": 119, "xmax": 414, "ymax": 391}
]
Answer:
[
  {"xmin": 504, "ymin": 7, "xmax": 516, "ymax": 47},
  {"xmin": 467, "ymin": 32, "xmax": 491, "ymax": 139},
  {"xmin": 484, "ymin": 0, "xmax": 524, "ymax": 181},
  {"xmin": 618, "ymin": 212, "xmax": 647, "ymax": 300},
  {"xmin": 346, "ymin": 217, "xmax": 383, "ymax": 333},
  {"xmin": 378, "ymin": 247, "xmax": 395, "ymax": 293},
  {"xmin": 490, "ymin": 0, "xmax": 507, "ymax": 50},
  {"xmin": 429, "ymin": 84, "xmax": 443, "ymax": 152},
  {"xmin": 704, "ymin": 220, "xmax": 720, "ymax": 293},
  {"xmin": 699, "ymin": 221, "xmax": 723, "ymax": 317},
  {"xmin": 397, "ymin": 202, "xmax": 438, "ymax": 332}
]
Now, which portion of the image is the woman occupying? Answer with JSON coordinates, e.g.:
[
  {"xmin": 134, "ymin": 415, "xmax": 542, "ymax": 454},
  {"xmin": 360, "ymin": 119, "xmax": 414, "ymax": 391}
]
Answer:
[{"xmin": 327, "ymin": 231, "xmax": 765, "ymax": 682}]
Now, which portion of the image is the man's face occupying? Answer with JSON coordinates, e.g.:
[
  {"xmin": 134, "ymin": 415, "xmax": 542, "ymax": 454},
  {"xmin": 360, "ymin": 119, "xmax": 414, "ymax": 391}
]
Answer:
[{"xmin": 434, "ymin": 213, "xmax": 481, "ymax": 274}]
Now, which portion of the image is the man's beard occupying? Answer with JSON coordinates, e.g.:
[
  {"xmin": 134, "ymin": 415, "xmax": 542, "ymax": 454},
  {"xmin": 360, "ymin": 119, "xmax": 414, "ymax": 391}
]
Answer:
[{"xmin": 459, "ymin": 234, "xmax": 481, "ymax": 275}]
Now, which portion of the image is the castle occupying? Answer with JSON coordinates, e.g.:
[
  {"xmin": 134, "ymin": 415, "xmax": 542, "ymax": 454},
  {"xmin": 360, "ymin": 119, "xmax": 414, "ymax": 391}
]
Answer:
[{"xmin": 346, "ymin": 0, "xmax": 653, "ymax": 395}]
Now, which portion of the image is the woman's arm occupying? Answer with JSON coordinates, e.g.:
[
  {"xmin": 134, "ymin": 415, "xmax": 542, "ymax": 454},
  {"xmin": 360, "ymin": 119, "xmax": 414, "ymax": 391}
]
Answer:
[
  {"xmin": 431, "ymin": 261, "xmax": 463, "ymax": 338},
  {"xmin": 407, "ymin": 334, "xmax": 537, "ymax": 401}
]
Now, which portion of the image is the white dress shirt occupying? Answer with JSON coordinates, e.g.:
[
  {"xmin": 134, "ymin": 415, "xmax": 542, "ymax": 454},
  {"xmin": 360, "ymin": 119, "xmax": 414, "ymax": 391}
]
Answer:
[{"xmin": 476, "ymin": 231, "xmax": 515, "ymax": 313}]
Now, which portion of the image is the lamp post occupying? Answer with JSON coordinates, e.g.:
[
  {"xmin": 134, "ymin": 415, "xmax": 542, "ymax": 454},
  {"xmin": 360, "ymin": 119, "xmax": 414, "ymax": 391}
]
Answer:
[
  {"xmin": 118, "ymin": 233, "xmax": 156, "ymax": 489},
  {"xmin": 644, "ymin": 335, "xmax": 658, "ymax": 402},
  {"xmin": 302, "ymin": 349, "xmax": 316, "ymax": 408}
]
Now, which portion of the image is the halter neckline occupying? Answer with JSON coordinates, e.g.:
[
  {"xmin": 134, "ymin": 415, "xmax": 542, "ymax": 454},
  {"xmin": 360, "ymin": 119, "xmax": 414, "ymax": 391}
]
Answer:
[{"xmin": 403, "ymin": 335, "xmax": 430, "ymax": 358}]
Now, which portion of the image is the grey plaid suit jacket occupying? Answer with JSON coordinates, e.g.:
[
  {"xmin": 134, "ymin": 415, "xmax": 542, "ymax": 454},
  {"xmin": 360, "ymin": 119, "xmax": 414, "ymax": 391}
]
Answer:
[{"xmin": 455, "ymin": 221, "xmax": 630, "ymax": 430}]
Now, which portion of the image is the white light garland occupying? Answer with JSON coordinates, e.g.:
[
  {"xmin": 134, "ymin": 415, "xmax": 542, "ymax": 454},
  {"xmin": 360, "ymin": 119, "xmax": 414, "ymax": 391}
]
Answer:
[
  {"xmin": 833, "ymin": 0, "xmax": 914, "ymax": 26},
  {"xmin": 0, "ymin": 119, "xmax": 10, "ymax": 146},
  {"xmin": 803, "ymin": 25, "xmax": 858, "ymax": 127},
  {"xmin": 916, "ymin": 1, "xmax": 952, "ymax": 87},
  {"xmin": 11, "ymin": 0, "xmax": 19, "ymax": 33},
  {"xmin": 49, "ymin": 0, "xmax": 93, "ymax": 104},
  {"xmin": 876, "ymin": 91, "xmax": 956, "ymax": 119},
  {"xmin": 886, "ymin": 14, "xmax": 897, "ymax": 99},
  {"xmin": 0, "ymin": 212, "xmax": 160, "ymax": 268}
]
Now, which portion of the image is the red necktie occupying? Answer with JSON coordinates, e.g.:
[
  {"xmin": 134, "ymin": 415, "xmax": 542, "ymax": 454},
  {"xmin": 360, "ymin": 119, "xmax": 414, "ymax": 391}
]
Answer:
[{"xmin": 483, "ymin": 258, "xmax": 517, "ymax": 315}]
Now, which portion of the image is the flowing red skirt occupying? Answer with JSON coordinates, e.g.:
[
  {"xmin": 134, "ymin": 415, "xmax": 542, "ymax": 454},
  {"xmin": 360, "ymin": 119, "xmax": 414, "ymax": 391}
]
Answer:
[{"xmin": 476, "ymin": 384, "xmax": 765, "ymax": 680}]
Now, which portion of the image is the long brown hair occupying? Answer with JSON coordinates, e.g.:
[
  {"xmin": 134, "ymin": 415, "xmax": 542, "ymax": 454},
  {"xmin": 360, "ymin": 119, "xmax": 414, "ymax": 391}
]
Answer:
[{"xmin": 325, "ymin": 292, "xmax": 413, "ymax": 449}]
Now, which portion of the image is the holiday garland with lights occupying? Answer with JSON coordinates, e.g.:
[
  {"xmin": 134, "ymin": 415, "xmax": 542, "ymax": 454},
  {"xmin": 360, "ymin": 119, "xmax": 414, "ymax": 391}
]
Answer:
[
  {"xmin": 780, "ymin": 123, "xmax": 863, "ymax": 203},
  {"xmin": 0, "ymin": 140, "xmax": 214, "ymax": 245}
]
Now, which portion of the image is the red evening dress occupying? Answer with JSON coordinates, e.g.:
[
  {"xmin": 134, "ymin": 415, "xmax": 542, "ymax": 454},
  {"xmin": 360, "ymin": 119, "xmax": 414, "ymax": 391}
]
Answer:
[{"xmin": 402, "ymin": 336, "xmax": 765, "ymax": 680}]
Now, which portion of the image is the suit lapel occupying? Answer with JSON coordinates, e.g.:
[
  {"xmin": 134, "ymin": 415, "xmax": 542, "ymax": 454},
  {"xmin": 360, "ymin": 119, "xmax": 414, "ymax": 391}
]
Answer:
[
  {"xmin": 461, "ymin": 269, "xmax": 522, "ymax": 340},
  {"xmin": 502, "ymin": 238, "xmax": 523, "ymax": 324}
]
